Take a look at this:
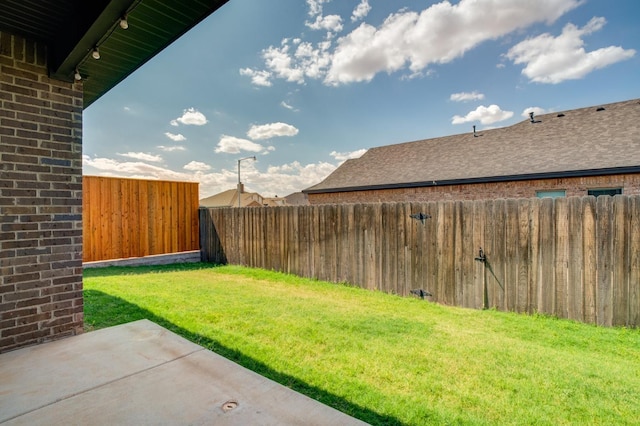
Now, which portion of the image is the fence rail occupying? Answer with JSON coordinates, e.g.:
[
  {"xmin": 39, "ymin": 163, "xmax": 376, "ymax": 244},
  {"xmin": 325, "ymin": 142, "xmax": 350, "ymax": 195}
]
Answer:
[
  {"xmin": 83, "ymin": 176, "xmax": 199, "ymax": 262},
  {"xmin": 200, "ymin": 195, "xmax": 640, "ymax": 327}
]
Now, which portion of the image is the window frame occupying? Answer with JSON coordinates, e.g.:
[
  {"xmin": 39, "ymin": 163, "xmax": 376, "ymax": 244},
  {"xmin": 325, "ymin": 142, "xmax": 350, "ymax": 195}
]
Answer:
[
  {"xmin": 535, "ymin": 190, "xmax": 566, "ymax": 199},
  {"xmin": 587, "ymin": 188, "xmax": 622, "ymax": 198}
]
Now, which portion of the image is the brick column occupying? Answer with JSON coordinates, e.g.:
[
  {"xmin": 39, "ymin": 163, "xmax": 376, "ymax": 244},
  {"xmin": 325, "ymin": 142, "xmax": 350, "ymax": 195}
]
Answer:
[{"xmin": 1, "ymin": 31, "xmax": 83, "ymax": 352}]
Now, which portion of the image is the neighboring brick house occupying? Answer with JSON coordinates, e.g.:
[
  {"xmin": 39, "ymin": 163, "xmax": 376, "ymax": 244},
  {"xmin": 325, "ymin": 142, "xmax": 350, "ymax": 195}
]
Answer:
[
  {"xmin": 304, "ymin": 98, "xmax": 640, "ymax": 204},
  {"xmin": 0, "ymin": 1, "xmax": 228, "ymax": 352}
]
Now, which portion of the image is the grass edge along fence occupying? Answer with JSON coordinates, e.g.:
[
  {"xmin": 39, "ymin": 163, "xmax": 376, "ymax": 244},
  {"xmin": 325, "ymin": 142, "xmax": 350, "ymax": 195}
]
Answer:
[{"xmin": 200, "ymin": 195, "xmax": 640, "ymax": 327}]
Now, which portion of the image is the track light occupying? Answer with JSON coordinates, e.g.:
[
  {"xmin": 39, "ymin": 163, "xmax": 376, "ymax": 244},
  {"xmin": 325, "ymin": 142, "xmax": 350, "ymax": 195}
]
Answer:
[
  {"xmin": 91, "ymin": 47, "xmax": 100, "ymax": 60},
  {"xmin": 119, "ymin": 15, "xmax": 129, "ymax": 30},
  {"xmin": 74, "ymin": 69, "xmax": 82, "ymax": 81}
]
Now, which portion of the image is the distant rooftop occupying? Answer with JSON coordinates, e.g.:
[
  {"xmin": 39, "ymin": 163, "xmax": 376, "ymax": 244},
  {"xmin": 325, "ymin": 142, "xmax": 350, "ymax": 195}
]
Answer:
[{"xmin": 304, "ymin": 98, "xmax": 640, "ymax": 194}]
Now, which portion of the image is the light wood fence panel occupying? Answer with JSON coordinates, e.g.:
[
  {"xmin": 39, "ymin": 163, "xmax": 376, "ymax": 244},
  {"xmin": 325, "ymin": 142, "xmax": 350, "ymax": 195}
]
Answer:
[
  {"xmin": 83, "ymin": 176, "xmax": 199, "ymax": 262},
  {"xmin": 200, "ymin": 195, "xmax": 640, "ymax": 327}
]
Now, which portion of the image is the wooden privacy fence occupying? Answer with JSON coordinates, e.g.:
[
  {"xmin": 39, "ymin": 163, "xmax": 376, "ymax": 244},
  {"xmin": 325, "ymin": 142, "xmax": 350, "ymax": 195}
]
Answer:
[
  {"xmin": 83, "ymin": 176, "xmax": 199, "ymax": 262},
  {"xmin": 201, "ymin": 195, "xmax": 640, "ymax": 327}
]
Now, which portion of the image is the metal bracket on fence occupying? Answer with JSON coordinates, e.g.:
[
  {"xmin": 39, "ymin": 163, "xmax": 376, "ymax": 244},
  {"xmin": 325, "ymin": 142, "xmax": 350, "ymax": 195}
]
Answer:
[
  {"xmin": 474, "ymin": 248, "xmax": 486, "ymax": 263},
  {"xmin": 410, "ymin": 212, "xmax": 431, "ymax": 224},
  {"xmin": 410, "ymin": 289, "xmax": 432, "ymax": 299}
]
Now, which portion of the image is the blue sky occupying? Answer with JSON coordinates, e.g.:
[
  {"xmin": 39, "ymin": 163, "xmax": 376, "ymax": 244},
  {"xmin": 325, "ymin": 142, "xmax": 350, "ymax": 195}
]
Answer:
[{"xmin": 83, "ymin": 0, "xmax": 640, "ymax": 198}]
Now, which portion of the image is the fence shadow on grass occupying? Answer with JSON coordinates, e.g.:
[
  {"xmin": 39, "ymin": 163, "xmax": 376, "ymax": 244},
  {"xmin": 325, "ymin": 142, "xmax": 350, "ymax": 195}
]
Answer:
[{"xmin": 83, "ymin": 289, "xmax": 405, "ymax": 426}]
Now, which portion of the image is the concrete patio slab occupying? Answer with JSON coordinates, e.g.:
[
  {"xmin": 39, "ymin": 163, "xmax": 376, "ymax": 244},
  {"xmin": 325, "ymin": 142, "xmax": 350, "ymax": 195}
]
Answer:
[{"xmin": 0, "ymin": 320, "xmax": 367, "ymax": 425}]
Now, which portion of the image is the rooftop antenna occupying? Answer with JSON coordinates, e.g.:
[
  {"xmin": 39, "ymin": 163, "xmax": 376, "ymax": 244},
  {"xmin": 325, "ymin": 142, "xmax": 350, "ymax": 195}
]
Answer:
[{"xmin": 529, "ymin": 111, "xmax": 541, "ymax": 123}]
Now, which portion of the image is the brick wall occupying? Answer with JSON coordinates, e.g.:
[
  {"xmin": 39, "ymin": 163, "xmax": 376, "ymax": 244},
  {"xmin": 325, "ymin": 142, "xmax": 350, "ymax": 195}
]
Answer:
[
  {"xmin": 0, "ymin": 31, "xmax": 83, "ymax": 352},
  {"xmin": 308, "ymin": 173, "xmax": 640, "ymax": 204}
]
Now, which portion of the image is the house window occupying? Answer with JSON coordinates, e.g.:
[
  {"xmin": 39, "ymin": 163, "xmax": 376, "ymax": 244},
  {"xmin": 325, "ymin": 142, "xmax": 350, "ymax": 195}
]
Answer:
[
  {"xmin": 588, "ymin": 188, "xmax": 622, "ymax": 197},
  {"xmin": 536, "ymin": 190, "xmax": 566, "ymax": 198}
]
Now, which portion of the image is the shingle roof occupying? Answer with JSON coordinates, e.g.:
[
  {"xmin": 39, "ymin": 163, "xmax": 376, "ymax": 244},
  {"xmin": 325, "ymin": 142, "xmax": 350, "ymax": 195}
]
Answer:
[
  {"xmin": 304, "ymin": 98, "xmax": 640, "ymax": 194},
  {"xmin": 200, "ymin": 188, "xmax": 277, "ymax": 208},
  {"xmin": 200, "ymin": 189, "xmax": 237, "ymax": 207}
]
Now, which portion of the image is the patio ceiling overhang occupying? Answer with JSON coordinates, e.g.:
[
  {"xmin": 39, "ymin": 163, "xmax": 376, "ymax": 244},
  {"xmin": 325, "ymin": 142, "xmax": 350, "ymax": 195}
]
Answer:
[{"xmin": 0, "ymin": 0, "xmax": 229, "ymax": 107}]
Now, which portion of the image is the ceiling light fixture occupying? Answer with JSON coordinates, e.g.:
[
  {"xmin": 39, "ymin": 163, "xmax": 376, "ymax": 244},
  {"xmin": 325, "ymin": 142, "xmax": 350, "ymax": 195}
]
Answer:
[
  {"xmin": 119, "ymin": 15, "xmax": 129, "ymax": 30},
  {"xmin": 91, "ymin": 47, "xmax": 100, "ymax": 60},
  {"xmin": 74, "ymin": 69, "xmax": 82, "ymax": 81}
]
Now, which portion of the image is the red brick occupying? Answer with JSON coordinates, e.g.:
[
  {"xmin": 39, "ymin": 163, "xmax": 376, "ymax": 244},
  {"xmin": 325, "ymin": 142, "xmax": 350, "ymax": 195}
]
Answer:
[
  {"xmin": 0, "ymin": 135, "xmax": 38, "ymax": 148},
  {"xmin": 52, "ymin": 276, "xmax": 79, "ymax": 286},
  {"xmin": 0, "ymin": 284, "xmax": 16, "ymax": 293},
  {"xmin": 0, "ymin": 82, "xmax": 37, "ymax": 97},
  {"xmin": 16, "ymin": 312, "xmax": 51, "ymax": 325},
  {"xmin": 1, "ymin": 153, "xmax": 39, "ymax": 164},
  {"xmin": 0, "ymin": 337, "xmax": 16, "ymax": 349},
  {"xmin": 40, "ymin": 301, "xmax": 72, "ymax": 312},
  {"xmin": 16, "ymin": 145, "xmax": 51, "ymax": 156},
  {"xmin": 309, "ymin": 174, "xmax": 640, "ymax": 203},
  {"xmin": 0, "ymin": 319, "xmax": 16, "ymax": 329},
  {"xmin": 16, "ymin": 129, "xmax": 52, "ymax": 140},
  {"xmin": 52, "ymin": 322, "xmax": 78, "ymax": 334},
  {"xmin": 15, "ymin": 328, "xmax": 50, "ymax": 343},
  {"xmin": 51, "ymin": 290, "xmax": 81, "ymax": 302},
  {"xmin": 15, "ymin": 296, "xmax": 51, "ymax": 308},
  {"xmin": 2, "ymin": 31, "xmax": 83, "ymax": 351},
  {"xmin": 3, "ymin": 101, "xmax": 40, "ymax": 114},
  {"xmin": 14, "ymin": 77, "xmax": 49, "ymax": 91},
  {"xmin": 15, "ymin": 279, "xmax": 50, "ymax": 291},
  {"xmin": 17, "ymin": 230, "xmax": 52, "ymax": 239},
  {"xmin": 41, "ymin": 283, "xmax": 72, "ymax": 296},
  {"xmin": 1, "ymin": 239, "xmax": 38, "ymax": 250},
  {"xmin": 15, "ymin": 247, "xmax": 50, "ymax": 257},
  {"xmin": 0, "ymin": 301, "xmax": 18, "ymax": 313},
  {"xmin": 1, "ymin": 322, "xmax": 38, "ymax": 337},
  {"xmin": 41, "ymin": 108, "xmax": 72, "ymax": 120},
  {"xmin": 3, "ymin": 287, "xmax": 39, "ymax": 300}
]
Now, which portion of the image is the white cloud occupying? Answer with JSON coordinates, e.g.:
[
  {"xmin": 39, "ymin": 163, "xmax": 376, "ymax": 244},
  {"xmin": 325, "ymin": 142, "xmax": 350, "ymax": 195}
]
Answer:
[
  {"xmin": 351, "ymin": 0, "xmax": 371, "ymax": 22},
  {"xmin": 247, "ymin": 122, "xmax": 299, "ymax": 140},
  {"xmin": 281, "ymin": 101, "xmax": 296, "ymax": 111},
  {"xmin": 244, "ymin": 0, "xmax": 581, "ymax": 87},
  {"xmin": 307, "ymin": 0, "xmax": 329, "ymax": 17},
  {"xmin": 83, "ymin": 154, "xmax": 340, "ymax": 199},
  {"xmin": 450, "ymin": 91, "xmax": 485, "ymax": 102},
  {"xmin": 261, "ymin": 161, "xmax": 337, "ymax": 196},
  {"xmin": 330, "ymin": 149, "xmax": 367, "ymax": 162},
  {"xmin": 239, "ymin": 68, "xmax": 273, "ymax": 87},
  {"xmin": 263, "ymin": 44, "xmax": 306, "ymax": 84},
  {"xmin": 241, "ymin": 32, "xmax": 336, "ymax": 87},
  {"xmin": 506, "ymin": 17, "xmax": 636, "ymax": 84},
  {"xmin": 326, "ymin": 0, "xmax": 583, "ymax": 85},
  {"xmin": 294, "ymin": 41, "xmax": 333, "ymax": 79},
  {"xmin": 521, "ymin": 107, "xmax": 548, "ymax": 118},
  {"xmin": 117, "ymin": 152, "xmax": 163, "ymax": 163},
  {"xmin": 452, "ymin": 104, "xmax": 514, "ymax": 125},
  {"xmin": 83, "ymin": 155, "xmax": 186, "ymax": 180},
  {"xmin": 164, "ymin": 132, "xmax": 186, "ymax": 142},
  {"xmin": 215, "ymin": 135, "xmax": 268, "ymax": 154},
  {"xmin": 306, "ymin": 14, "xmax": 343, "ymax": 33},
  {"xmin": 184, "ymin": 161, "xmax": 211, "ymax": 171},
  {"xmin": 172, "ymin": 108, "xmax": 208, "ymax": 126},
  {"xmin": 157, "ymin": 145, "xmax": 186, "ymax": 152}
]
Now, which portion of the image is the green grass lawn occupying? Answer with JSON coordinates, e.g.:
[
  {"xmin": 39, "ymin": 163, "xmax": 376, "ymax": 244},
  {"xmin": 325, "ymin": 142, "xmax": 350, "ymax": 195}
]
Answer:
[{"xmin": 83, "ymin": 263, "xmax": 640, "ymax": 425}]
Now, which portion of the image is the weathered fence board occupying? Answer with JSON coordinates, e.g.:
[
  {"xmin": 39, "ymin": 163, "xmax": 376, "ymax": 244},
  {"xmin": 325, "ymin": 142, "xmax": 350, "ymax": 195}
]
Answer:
[
  {"xmin": 200, "ymin": 195, "xmax": 640, "ymax": 327},
  {"xmin": 630, "ymin": 196, "xmax": 640, "ymax": 326},
  {"xmin": 83, "ymin": 176, "xmax": 199, "ymax": 262}
]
